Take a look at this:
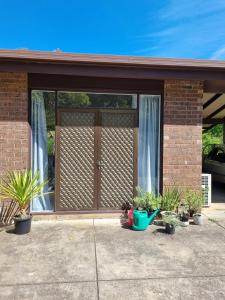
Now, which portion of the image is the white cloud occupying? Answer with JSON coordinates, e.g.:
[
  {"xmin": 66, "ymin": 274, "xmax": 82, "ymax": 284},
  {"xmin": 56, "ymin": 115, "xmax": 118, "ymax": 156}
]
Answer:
[
  {"xmin": 210, "ymin": 45, "xmax": 225, "ymax": 60},
  {"xmin": 134, "ymin": 0, "xmax": 225, "ymax": 59},
  {"xmin": 159, "ymin": 0, "xmax": 225, "ymax": 21}
]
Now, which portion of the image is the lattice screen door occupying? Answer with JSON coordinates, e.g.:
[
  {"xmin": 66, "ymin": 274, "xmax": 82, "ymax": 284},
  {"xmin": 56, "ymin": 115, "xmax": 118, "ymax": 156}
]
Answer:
[{"xmin": 55, "ymin": 109, "xmax": 137, "ymax": 211}]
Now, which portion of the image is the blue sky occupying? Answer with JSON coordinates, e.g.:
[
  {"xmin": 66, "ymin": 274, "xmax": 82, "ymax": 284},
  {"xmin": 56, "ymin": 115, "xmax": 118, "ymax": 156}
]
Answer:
[{"xmin": 1, "ymin": 0, "xmax": 225, "ymax": 59}]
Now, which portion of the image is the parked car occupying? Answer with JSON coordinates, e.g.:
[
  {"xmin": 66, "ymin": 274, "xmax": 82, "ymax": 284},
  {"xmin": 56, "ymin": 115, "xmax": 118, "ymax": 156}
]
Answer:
[{"xmin": 203, "ymin": 144, "xmax": 225, "ymax": 183}]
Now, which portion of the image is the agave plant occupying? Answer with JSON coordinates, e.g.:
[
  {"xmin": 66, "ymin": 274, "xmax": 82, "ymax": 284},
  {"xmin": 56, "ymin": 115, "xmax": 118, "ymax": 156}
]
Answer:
[{"xmin": 0, "ymin": 170, "xmax": 48, "ymax": 218}]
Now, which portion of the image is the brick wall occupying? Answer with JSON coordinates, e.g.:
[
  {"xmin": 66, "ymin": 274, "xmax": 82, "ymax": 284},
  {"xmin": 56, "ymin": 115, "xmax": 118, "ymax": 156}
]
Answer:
[
  {"xmin": 163, "ymin": 80, "xmax": 203, "ymax": 190},
  {"xmin": 0, "ymin": 72, "xmax": 29, "ymax": 175}
]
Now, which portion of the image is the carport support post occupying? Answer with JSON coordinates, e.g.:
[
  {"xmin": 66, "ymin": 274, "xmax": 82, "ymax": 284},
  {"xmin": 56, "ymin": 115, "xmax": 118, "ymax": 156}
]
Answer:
[{"xmin": 223, "ymin": 123, "xmax": 225, "ymax": 144}]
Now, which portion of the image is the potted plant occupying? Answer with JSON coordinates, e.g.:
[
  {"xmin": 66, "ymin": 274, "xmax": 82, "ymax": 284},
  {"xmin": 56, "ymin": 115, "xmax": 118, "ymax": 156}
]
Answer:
[
  {"xmin": 131, "ymin": 188, "xmax": 160, "ymax": 230},
  {"xmin": 163, "ymin": 215, "xmax": 180, "ymax": 234},
  {"xmin": 160, "ymin": 187, "xmax": 181, "ymax": 218},
  {"xmin": 133, "ymin": 188, "xmax": 161, "ymax": 214},
  {"xmin": 193, "ymin": 213, "xmax": 203, "ymax": 225},
  {"xmin": 180, "ymin": 211, "xmax": 190, "ymax": 227},
  {"xmin": 144, "ymin": 192, "xmax": 161, "ymax": 215},
  {"xmin": 121, "ymin": 201, "xmax": 132, "ymax": 226},
  {"xmin": 179, "ymin": 204, "xmax": 190, "ymax": 227},
  {"xmin": 0, "ymin": 170, "xmax": 48, "ymax": 234},
  {"xmin": 185, "ymin": 190, "xmax": 203, "ymax": 223}
]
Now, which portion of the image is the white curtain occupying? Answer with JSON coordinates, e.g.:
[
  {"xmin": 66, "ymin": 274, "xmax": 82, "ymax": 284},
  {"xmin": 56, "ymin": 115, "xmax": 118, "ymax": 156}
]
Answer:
[
  {"xmin": 138, "ymin": 95, "xmax": 161, "ymax": 194},
  {"xmin": 31, "ymin": 91, "xmax": 52, "ymax": 211}
]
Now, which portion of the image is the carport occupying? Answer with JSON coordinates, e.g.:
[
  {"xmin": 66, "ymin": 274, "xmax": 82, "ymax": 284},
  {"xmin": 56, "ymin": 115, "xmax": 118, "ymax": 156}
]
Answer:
[{"xmin": 203, "ymin": 83, "xmax": 225, "ymax": 205}]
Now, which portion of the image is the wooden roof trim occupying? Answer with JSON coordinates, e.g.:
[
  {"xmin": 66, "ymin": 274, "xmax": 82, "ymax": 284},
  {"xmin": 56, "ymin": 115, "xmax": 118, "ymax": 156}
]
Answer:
[
  {"xmin": 0, "ymin": 49, "xmax": 225, "ymax": 70},
  {"xmin": 203, "ymin": 93, "xmax": 223, "ymax": 109},
  {"xmin": 206, "ymin": 103, "xmax": 225, "ymax": 119}
]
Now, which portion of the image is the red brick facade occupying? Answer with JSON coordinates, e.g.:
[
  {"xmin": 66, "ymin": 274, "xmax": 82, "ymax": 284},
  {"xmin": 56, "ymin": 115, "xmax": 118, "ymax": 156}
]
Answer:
[
  {"xmin": 163, "ymin": 80, "xmax": 203, "ymax": 190},
  {"xmin": 0, "ymin": 73, "xmax": 204, "ymax": 199},
  {"xmin": 0, "ymin": 72, "xmax": 29, "ymax": 175}
]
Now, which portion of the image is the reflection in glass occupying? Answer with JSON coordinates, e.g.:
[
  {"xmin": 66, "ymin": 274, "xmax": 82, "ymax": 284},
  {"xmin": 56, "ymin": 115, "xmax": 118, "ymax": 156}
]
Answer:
[
  {"xmin": 31, "ymin": 90, "xmax": 55, "ymax": 212},
  {"xmin": 57, "ymin": 92, "xmax": 137, "ymax": 109}
]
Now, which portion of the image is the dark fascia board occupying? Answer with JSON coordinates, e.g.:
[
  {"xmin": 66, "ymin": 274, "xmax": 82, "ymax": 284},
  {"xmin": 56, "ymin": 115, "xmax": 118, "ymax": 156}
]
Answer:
[
  {"xmin": 203, "ymin": 118, "xmax": 225, "ymax": 124},
  {"xmin": 1, "ymin": 49, "xmax": 225, "ymax": 80},
  {"xmin": 204, "ymin": 80, "xmax": 225, "ymax": 93},
  {"xmin": 1, "ymin": 49, "xmax": 225, "ymax": 69},
  {"xmin": 28, "ymin": 74, "xmax": 164, "ymax": 93}
]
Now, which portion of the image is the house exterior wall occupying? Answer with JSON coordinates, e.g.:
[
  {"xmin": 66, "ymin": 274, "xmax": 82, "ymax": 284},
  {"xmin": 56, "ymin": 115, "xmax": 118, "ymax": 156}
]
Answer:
[
  {"xmin": 163, "ymin": 79, "xmax": 203, "ymax": 190},
  {"xmin": 0, "ymin": 72, "xmax": 29, "ymax": 175},
  {"xmin": 0, "ymin": 72, "xmax": 204, "ymax": 213}
]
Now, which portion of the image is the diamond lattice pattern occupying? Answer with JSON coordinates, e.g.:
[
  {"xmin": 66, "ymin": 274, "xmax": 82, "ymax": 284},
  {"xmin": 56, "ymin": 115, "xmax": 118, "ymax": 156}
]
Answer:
[
  {"xmin": 58, "ymin": 112, "xmax": 95, "ymax": 209},
  {"xmin": 100, "ymin": 112, "xmax": 134, "ymax": 208}
]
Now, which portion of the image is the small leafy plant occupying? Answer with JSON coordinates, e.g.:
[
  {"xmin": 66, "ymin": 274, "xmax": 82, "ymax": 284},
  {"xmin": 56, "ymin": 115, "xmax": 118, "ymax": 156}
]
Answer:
[
  {"xmin": 133, "ymin": 187, "xmax": 161, "ymax": 212},
  {"xmin": 163, "ymin": 215, "xmax": 180, "ymax": 227},
  {"xmin": 0, "ymin": 170, "xmax": 48, "ymax": 219},
  {"xmin": 161, "ymin": 187, "xmax": 181, "ymax": 212},
  {"xmin": 121, "ymin": 201, "xmax": 132, "ymax": 214},
  {"xmin": 179, "ymin": 203, "xmax": 190, "ymax": 222}
]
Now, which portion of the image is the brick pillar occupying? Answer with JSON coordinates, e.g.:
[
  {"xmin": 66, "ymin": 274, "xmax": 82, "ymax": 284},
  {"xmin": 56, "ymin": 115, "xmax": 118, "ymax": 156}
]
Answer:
[
  {"xmin": 163, "ymin": 80, "xmax": 203, "ymax": 190},
  {"xmin": 0, "ymin": 72, "xmax": 29, "ymax": 175}
]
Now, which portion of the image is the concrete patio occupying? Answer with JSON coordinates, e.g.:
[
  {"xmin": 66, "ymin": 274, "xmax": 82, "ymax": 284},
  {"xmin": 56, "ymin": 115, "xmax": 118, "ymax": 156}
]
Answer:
[{"xmin": 0, "ymin": 217, "xmax": 225, "ymax": 300}]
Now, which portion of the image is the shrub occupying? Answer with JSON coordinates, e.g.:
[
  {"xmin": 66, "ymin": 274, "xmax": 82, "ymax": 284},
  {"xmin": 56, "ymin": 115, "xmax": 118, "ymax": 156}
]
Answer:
[
  {"xmin": 133, "ymin": 187, "xmax": 161, "ymax": 211},
  {"xmin": 0, "ymin": 170, "xmax": 48, "ymax": 219},
  {"xmin": 184, "ymin": 190, "xmax": 203, "ymax": 215},
  {"xmin": 161, "ymin": 187, "xmax": 181, "ymax": 212}
]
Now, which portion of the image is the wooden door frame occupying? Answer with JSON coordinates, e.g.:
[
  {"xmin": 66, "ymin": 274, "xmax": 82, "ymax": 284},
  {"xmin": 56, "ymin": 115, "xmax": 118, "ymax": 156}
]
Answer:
[{"xmin": 55, "ymin": 108, "xmax": 138, "ymax": 212}]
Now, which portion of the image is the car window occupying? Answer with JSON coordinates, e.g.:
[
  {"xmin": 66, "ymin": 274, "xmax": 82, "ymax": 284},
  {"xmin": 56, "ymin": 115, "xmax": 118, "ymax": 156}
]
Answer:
[
  {"xmin": 208, "ymin": 148, "xmax": 219, "ymax": 160},
  {"xmin": 208, "ymin": 148, "xmax": 225, "ymax": 163}
]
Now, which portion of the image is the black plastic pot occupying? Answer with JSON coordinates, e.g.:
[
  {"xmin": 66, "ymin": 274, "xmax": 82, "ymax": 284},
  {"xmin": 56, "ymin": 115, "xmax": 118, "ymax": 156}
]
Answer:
[
  {"xmin": 165, "ymin": 223, "xmax": 175, "ymax": 234},
  {"xmin": 13, "ymin": 216, "xmax": 32, "ymax": 234},
  {"xmin": 180, "ymin": 215, "xmax": 189, "ymax": 222}
]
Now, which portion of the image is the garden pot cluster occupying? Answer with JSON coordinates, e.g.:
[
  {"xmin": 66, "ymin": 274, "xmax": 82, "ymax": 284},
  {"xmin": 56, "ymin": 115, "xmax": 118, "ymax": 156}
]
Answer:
[{"xmin": 125, "ymin": 186, "xmax": 204, "ymax": 235}]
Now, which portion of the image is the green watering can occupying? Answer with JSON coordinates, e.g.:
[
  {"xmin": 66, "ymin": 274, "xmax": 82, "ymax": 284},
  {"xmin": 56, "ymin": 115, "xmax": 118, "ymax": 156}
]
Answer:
[{"xmin": 132, "ymin": 209, "xmax": 159, "ymax": 231}]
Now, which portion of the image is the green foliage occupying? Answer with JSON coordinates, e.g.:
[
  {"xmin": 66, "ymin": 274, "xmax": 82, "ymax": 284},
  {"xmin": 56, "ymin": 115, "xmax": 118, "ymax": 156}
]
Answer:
[
  {"xmin": 202, "ymin": 124, "xmax": 223, "ymax": 155},
  {"xmin": 90, "ymin": 94, "xmax": 133, "ymax": 108},
  {"xmin": 57, "ymin": 92, "xmax": 134, "ymax": 109},
  {"xmin": 48, "ymin": 132, "xmax": 55, "ymax": 155},
  {"xmin": 0, "ymin": 170, "xmax": 48, "ymax": 218},
  {"xmin": 58, "ymin": 92, "xmax": 91, "ymax": 107},
  {"xmin": 163, "ymin": 215, "xmax": 180, "ymax": 226},
  {"xmin": 161, "ymin": 187, "xmax": 181, "ymax": 211},
  {"xmin": 133, "ymin": 187, "xmax": 161, "ymax": 211},
  {"xmin": 184, "ymin": 190, "xmax": 203, "ymax": 214},
  {"xmin": 37, "ymin": 91, "xmax": 56, "ymax": 132}
]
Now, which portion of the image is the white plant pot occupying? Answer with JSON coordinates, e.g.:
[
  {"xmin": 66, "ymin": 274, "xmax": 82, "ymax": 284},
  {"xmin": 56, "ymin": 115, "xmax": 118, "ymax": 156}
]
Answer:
[
  {"xmin": 180, "ymin": 220, "xmax": 189, "ymax": 227},
  {"xmin": 193, "ymin": 213, "xmax": 203, "ymax": 225}
]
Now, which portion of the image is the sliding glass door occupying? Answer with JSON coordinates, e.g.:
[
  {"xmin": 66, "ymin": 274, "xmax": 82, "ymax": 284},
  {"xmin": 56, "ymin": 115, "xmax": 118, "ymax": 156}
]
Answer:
[{"xmin": 30, "ymin": 90, "xmax": 161, "ymax": 212}]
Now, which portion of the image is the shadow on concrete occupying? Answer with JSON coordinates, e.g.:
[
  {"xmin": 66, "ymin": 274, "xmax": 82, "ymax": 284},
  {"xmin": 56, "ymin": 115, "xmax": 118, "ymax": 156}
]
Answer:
[
  {"xmin": 5, "ymin": 228, "xmax": 15, "ymax": 234},
  {"xmin": 212, "ymin": 181, "xmax": 225, "ymax": 203},
  {"xmin": 153, "ymin": 228, "xmax": 166, "ymax": 234}
]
